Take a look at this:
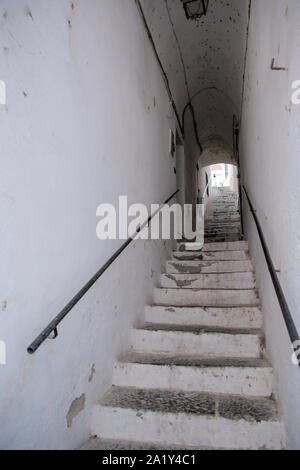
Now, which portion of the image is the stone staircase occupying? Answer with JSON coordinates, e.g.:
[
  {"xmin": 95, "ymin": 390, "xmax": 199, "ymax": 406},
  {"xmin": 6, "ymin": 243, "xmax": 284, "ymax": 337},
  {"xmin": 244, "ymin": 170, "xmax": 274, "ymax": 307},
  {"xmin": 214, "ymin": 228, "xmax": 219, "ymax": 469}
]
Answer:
[
  {"xmin": 83, "ymin": 238, "xmax": 286, "ymax": 450},
  {"xmin": 204, "ymin": 187, "xmax": 241, "ymax": 243}
]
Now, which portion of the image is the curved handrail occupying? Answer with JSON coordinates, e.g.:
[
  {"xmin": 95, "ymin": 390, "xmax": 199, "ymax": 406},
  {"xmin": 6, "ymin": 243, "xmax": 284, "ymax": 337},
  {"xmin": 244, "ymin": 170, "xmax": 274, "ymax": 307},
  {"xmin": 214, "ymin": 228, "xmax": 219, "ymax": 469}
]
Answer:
[
  {"xmin": 27, "ymin": 190, "xmax": 179, "ymax": 354},
  {"xmin": 242, "ymin": 186, "xmax": 300, "ymax": 348}
]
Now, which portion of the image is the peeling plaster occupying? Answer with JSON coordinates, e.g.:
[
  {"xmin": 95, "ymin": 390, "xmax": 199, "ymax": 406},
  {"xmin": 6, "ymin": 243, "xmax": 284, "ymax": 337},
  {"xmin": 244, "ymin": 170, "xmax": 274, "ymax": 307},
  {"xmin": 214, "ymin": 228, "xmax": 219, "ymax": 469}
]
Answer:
[{"xmin": 66, "ymin": 394, "xmax": 85, "ymax": 428}]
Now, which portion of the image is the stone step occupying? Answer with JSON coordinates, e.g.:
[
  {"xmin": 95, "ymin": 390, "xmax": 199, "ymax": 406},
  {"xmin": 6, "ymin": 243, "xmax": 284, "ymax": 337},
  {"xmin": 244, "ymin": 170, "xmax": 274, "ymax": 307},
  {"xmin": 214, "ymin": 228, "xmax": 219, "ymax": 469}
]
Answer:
[
  {"xmin": 204, "ymin": 222, "xmax": 241, "ymax": 230},
  {"xmin": 206, "ymin": 212, "xmax": 239, "ymax": 215},
  {"xmin": 205, "ymin": 229, "xmax": 241, "ymax": 235},
  {"xmin": 210, "ymin": 216, "xmax": 239, "ymax": 220},
  {"xmin": 130, "ymin": 327, "xmax": 262, "ymax": 358},
  {"xmin": 153, "ymin": 287, "xmax": 260, "ymax": 307},
  {"xmin": 204, "ymin": 233, "xmax": 240, "ymax": 238},
  {"xmin": 166, "ymin": 260, "xmax": 253, "ymax": 274},
  {"xmin": 91, "ymin": 387, "xmax": 285, "ymax": 450},
  {"xmin": 81, "ymin": 436, "xmax": 204, "ymax": 450},
  {"xmin": 211, "ymin": 199, "xmax": 237, "ymax": 202},
  {"xmin": 211, "ymin": 205, "xmax": 237, "ymax": 208},
  {"xmin": 211, "ymin": 210, "xmax": 239, "ymax": 215},
  {"xmin": 205, "ymin": 220, "xmax": 241, "ymax": 225},
  {"xmin": 204, "ymin": 237, "xmax": 241, "ymax": 241},
  {"xmin": 204, "ymin": 237, "xmax": 241, "ymax": 244},
  {"xmin": 207, "ymin": 218, "xmax": 240, "ymax": 222},
  {"xmin": 206, "ymin": 211, "xmax": 239, "ymax": 215},
  {"xmin": 160, "ymin": 272, "xmax": 256, "ymax": 290},
  {"xmin": 172, "ymin": 250, "xmax": 249, "ymax": 262},
  {"xmin": 208, "ymin": 205, "xmax": 238, "ymax": 207},
  {"xmin": 206, "ymin": 226, "xmax": 240, "ymax": 230},
  {"xmin": 144, "ymin": 305, "xmax": 263, "ymax": 329},
  {"xmin": 205, "ymin": 221, "xmax": 240, "ymax": 226},
  {"xmin": 206, "ymin": 216, "xmax": 240, "ymax": 220},
  {"xmin": 177, "ymin": 241, "xmax": 248, "ymax": 252},
  {"xmin": 113, "ymin": 353, "xmax": 274, "ymax": 397},
  {"xmin": 204, "ymin": 231, "xmax": 241, "ymax": 235},
  {"xmin": 205, "ymin": 215, "xmax": 239, "ymax": 219},
  {"xmin": 205, "ymin": 227, "xmax": 241, "ymax": 233}
]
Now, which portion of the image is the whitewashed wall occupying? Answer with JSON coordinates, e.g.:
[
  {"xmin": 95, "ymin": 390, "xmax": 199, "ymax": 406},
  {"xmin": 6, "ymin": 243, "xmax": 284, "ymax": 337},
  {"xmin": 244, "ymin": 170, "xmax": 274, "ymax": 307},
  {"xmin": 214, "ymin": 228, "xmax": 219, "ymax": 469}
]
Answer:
[
  {"xmin": 0, "ymin": 0, "xmax": 177, "ymax": 449},
  {"xmin": 240, "ymin": 0, "xmax": 300, "ymax": 449}
]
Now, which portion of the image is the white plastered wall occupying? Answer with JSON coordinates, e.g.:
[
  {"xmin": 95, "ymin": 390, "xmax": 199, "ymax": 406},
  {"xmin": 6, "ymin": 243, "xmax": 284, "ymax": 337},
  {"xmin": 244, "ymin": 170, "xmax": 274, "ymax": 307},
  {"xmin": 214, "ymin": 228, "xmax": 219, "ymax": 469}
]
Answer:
[
  {"xmin": 0, "ymin": 0, "xmax": 177, "ymax": 449},
  {"xmin": 240, "ymin": 0, "xmax": 300, "ymax": 449}
]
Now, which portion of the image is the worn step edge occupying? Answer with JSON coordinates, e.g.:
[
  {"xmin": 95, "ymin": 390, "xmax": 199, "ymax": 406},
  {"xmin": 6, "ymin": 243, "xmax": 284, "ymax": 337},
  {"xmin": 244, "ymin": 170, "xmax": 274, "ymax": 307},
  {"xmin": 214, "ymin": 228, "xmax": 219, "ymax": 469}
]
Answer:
[
  {"xmin": 144, "ymin": 306, "xmax": 263, "ymax": 329},
  {"xmin": 80, "ymin": 437, "xmax": 210, "ymax": 450},
  {"xmin": 139, "ymin": 323, "xmax": 262, "ymax": 335},
  {"xmin": 118, "ymin": 352, "xmax": 269, "ymax": 368}
]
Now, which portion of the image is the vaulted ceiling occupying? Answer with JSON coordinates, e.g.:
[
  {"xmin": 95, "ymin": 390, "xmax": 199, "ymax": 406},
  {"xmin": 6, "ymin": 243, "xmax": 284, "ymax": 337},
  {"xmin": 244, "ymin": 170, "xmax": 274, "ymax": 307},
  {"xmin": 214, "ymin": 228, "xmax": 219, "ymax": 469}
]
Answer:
[{"xmin": 140, "ymin": 0, "xmax": 250, "ymax": 160}]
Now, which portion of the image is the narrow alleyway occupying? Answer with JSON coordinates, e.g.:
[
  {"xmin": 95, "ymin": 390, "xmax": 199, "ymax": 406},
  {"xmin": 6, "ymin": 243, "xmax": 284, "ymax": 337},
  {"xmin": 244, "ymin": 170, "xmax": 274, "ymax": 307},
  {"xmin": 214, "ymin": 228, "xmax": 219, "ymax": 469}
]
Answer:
[{"xmin": 1, "ymin": 0, "xmax": 300, "ymax": 451}]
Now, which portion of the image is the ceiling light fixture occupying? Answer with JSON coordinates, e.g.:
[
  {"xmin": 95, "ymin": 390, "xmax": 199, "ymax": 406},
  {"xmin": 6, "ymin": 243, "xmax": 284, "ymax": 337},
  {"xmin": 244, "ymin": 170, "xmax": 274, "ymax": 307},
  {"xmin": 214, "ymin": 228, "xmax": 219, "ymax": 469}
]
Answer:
[{"xmin": 181, "ymin": 0, "xmax": 209, "ymax": 20}]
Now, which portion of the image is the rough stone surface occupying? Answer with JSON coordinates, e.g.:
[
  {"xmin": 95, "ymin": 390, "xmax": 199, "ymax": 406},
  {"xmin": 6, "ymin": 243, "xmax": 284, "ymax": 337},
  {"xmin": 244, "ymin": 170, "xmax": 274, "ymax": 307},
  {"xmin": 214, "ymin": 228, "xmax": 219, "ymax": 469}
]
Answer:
[
  {"xmin": 118, "ymin": 352, "xmax": 270, "ymax": 368},
  {"xmin": 218, "ymin": 395, "xmax": 278, "ymax": 422},
  {"xmin": 101, "ymin": 387, "xmax": 216, "ymax": 417},
  {"xmin": 167, "ymin": 260, "xmax": 253, "ymax": 274},
  {"xmin": 161, "ymin": 272, "xmax": 256, "ymax": 289},
  {"xmin": 100, "ymin": 387, "xmax": 278, "ymax": 423}
]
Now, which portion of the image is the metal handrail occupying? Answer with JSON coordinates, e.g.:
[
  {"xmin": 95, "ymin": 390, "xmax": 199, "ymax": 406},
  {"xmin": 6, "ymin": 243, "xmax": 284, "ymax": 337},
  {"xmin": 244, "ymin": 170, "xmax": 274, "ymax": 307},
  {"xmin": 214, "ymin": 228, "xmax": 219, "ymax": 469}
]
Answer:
[
  {"xmin": 242, "ymin": 186, "xmax": 300, "ymax": 348},
  {"xmin": 202, "ymin": 175, "xmax": 213, "ymax": 200},
  {"xmin": 27, "ymin": 190, "xmax": 179, "ymax": 354}
]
